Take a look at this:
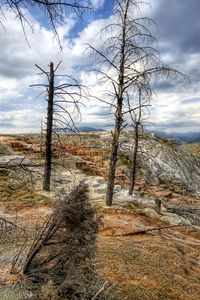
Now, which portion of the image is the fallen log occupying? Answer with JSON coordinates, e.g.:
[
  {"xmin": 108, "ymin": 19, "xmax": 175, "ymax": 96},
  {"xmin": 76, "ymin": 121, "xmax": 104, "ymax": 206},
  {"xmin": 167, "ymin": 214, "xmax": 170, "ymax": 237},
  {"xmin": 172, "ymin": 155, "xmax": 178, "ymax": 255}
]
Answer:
[{"xmin": 117, "ymin": 224, "xmax": 190, "ymax": 236}]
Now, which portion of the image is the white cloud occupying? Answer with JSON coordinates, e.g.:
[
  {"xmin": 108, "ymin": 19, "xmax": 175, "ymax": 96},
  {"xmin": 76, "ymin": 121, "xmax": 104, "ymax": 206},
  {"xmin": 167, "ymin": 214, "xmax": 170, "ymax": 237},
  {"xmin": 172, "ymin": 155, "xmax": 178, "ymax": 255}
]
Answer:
[
  {"xmin": 0, "ymin": 2, "xmax": 200, "ymax": 134},
  {"xmin": 0, "ymin": 8, "xmax": 112, "ymax": 133},
  {"xmin": 148, "ymin": 87, "xmax": 200, "ymax": 133},
  {"xmin": 91, "ymin": 0, "xmax": 105, "ymax": 9},
  {"xmin": 0, "ymin": 109, "xmax": 41, "ymax": 134}
]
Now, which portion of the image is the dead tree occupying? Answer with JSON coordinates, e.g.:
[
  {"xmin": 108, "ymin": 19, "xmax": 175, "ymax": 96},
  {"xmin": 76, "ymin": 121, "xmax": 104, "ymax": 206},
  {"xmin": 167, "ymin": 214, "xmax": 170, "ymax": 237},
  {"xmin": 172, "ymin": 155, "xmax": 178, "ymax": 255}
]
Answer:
[
  {"xmin": 21, "ymin": 183, "xmax": 100, "ymax": 299},
  {"xmin": 128, "ymin": 89, "xmax": 151, "ymax": 195},
  {"xmin": 1, "ymin": 0, "xmax": 92, "ymax": 46},
  {"xmin": 31, "ymin": 61, "xmax": 86, "ymax": 191},
  {"xmin": 89, "ymin": 0, "xmax": 186, "ymax": 206},
  {"xmin": 128, "ymin": 91, "xmax": 143, "ymax": 195},
  {"xmin": 43, "ymin": 62, "xmax": 54, "ymax": 191}
]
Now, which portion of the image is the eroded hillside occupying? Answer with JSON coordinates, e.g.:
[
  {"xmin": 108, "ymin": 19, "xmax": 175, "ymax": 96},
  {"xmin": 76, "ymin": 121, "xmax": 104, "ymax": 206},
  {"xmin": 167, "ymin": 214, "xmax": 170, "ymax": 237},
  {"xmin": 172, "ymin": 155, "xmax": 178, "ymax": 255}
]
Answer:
[{"xmin": 0, "ymin": 132, "xmax": 200, "ymax": 299}]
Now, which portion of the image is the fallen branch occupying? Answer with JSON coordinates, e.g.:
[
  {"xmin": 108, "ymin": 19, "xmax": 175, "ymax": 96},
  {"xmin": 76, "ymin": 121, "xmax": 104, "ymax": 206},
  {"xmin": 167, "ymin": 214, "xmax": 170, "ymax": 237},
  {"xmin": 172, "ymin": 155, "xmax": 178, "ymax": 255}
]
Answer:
[
  {"xmin": 117, "ymin": 224, "xmax": 190, "ymax": 236},
  {"xmin": 0, "ymin": 216, "xmax": 17, "ymax": 230},
  {"xmin": 92, "ymin": 281, "xmax": 108, "ymax": 300},
  {"xmin": 19, "ymin": 183, "xmax": 100, "ymax": 299}
]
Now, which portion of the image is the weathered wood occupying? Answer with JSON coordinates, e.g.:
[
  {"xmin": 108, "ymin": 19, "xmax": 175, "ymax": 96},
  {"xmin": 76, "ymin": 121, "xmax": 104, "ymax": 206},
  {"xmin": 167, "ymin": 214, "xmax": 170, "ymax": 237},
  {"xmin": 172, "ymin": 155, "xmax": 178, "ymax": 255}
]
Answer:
[
  {"xmin": 105, "ymin": 2, "xmax": 128, "ymax": 206},
  {"xmin": 129, "ymin": 122, "xmax": 139, "ymax": 195},
  {"xmin": 43, "ymin": 62, "xmax": 54, "ymax": 191},
  {"xmin": 105, "ymin": 111, "xmax": 122, "ymax": 206},
  {"xmin": 118, "ymin": 224, "xmax": 188, "ymax": 236}
]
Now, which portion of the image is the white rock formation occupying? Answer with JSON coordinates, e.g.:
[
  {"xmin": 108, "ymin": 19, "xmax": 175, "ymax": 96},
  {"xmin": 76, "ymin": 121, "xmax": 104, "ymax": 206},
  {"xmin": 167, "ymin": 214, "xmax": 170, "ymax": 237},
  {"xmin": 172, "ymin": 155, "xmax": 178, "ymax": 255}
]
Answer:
[{"xmin": 121, "ymin": 138, "xmax": 200, "ymax": 195}]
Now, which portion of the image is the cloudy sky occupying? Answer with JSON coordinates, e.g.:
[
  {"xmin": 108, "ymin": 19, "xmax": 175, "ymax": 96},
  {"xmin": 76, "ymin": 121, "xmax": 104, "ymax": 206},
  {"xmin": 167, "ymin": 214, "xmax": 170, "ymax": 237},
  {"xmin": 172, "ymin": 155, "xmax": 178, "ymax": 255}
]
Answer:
[{"xmin": 0, "ymin": 0, "xmax": 200, "ymax": 134}]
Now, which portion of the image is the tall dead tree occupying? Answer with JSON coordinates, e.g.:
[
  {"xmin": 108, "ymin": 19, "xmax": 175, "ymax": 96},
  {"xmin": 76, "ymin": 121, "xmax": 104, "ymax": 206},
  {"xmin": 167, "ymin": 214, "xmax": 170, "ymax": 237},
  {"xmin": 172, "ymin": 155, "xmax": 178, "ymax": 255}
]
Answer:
[
  {"xmin": 31, "ymin": 61, "xmax": 86, "ymax": 191},
  {"xmin": 89, "ymin": 0, "xmax": 186, "ymax": 206},
  {"xmin": 128, "ymin": 89, "xmax": 150, "ymax": 195},
  {"xmin": 43, "ymin": 62, "xmax": 54, "ymax": 191}
]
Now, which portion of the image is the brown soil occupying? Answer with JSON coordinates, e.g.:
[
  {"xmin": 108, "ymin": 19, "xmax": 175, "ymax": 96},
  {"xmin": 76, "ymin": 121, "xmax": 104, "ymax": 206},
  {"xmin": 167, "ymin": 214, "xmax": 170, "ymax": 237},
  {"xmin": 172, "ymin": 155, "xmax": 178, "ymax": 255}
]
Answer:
[
  {"xmin": 94, "ymin": 209, "xmax": 200, "ymax": 300},
  {"xmin": 0, "ymin": 134, "xmax": 200, "ymax": 299},
  {"xmin": 0, "ymin": 204, "xmax": 200, "ymax": 300},
  {"xmin": 96, "ymin": 233, "xmax": 200, "ymax": 300}
]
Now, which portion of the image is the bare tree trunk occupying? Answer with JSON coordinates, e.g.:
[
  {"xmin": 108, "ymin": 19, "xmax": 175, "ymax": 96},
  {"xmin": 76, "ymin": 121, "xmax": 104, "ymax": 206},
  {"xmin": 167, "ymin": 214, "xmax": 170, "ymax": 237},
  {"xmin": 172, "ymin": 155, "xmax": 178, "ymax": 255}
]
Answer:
[
  {"xmin": 40, "ymin": 117, "xmax": 43, "ymax": 153},
  {"xmin": 105, "ymin": 2, "xmax": 128, "ymax": 206},
  {"xmin": 32, "ymin": 61, "xmax": 83, "ymax": 191},
  {"xmin": 43, "ymin": 62, "xmax": 54, "ymax": 191},
  {"xmin": 89, "ymin": 0, "xmax": 185, "ymax": 205},
  {"xmin": 105, "ymin": 108, "xmax": 123, "ymax": 206},
  {"xmin": 105, "ymin": 1, "xmax": 130, "ymax": 206},
  {"xmin": 129, "ymin": 123, "xmax": 139, "ymax": 195}
]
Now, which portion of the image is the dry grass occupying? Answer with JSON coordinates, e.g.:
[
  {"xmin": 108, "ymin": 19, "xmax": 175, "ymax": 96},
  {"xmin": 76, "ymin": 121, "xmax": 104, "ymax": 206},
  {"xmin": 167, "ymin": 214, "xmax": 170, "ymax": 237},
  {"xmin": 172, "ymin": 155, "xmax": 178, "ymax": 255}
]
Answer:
[
  {"xmin": 16, "ymin": 183, "xmax": 116, "ymax": 300},
  {"xmin": 96, "ymin": 233, "xmax": 200, "ymax": 300},
  {"xmin": 1, "ymin": 199, "xmax": 200, "ymax": 299},
  {"xmin": 0, "ymin": 172, "xmax": 51, "ymax": 209},
  {"xmin": 1, "ymin": 133, "xmax": 200, "ymax": 299},
  {"xmin": 181, "ymin": 143, "xmax": 200, "ymax": 156}
]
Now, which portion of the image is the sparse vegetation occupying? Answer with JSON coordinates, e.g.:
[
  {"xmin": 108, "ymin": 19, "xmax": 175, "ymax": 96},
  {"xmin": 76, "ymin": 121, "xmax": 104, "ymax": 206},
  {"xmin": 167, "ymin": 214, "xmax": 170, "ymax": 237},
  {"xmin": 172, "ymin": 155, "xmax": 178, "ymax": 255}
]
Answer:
[
  {"xmin": 21, "ymin": 184, "xmax": 98, "ymax": 297},
  {"xmin": 181, "ymin": 142, "xmax": 200, "ymax": 156},
  {"xmin": 0, "ymin": 0, "xmax": 199, "ymax": 299},
  {"xmin": 0, "ymin": 132, "xmax": 200, "ymax": 299},
  {"xmin": 0, "ymin": 172, "xmax": 51, "ymax": 208}
]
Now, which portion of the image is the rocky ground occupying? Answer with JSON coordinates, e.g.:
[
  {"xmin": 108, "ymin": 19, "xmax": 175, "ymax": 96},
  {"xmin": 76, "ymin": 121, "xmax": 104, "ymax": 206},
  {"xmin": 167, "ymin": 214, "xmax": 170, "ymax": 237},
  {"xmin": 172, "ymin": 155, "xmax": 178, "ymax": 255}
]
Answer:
[{"xmin": 0, "ymin": 133, "xmax": 200, "ymax": 299}]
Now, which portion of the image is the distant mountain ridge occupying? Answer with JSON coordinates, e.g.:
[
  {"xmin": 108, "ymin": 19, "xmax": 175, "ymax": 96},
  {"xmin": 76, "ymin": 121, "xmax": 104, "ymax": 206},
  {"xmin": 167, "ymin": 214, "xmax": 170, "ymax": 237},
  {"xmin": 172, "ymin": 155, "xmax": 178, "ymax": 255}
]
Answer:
[
  {"xmin": 78, "ymin": 126, "xmax": 105, "ymax": 132},
  {"xmin": 151, "ymin": 131, "xmax": 200, "ymax": 144},
  {"xmin": 56, "ymin": 126, "xmax": 105, "ymax": 133}
]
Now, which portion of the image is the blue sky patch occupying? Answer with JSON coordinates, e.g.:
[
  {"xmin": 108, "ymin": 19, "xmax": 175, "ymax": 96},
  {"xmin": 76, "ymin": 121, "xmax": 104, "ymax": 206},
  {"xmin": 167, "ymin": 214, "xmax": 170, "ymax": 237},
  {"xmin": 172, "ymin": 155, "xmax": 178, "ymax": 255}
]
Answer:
[{"xmin": 180, "ymin": 98, "xmax": 200, "ymax": 105}]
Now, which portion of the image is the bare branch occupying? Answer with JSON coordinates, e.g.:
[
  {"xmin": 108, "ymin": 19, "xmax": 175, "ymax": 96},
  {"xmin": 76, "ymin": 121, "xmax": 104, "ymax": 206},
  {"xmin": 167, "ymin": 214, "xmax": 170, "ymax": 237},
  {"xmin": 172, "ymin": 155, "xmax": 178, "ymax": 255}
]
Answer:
[
  {"xmin": 1, "ymin": 0, "xmax": 93, "ymax": 47},
  {"xmin": 88, "ymin": 0, "xmax": 187, "ymax": 206}
]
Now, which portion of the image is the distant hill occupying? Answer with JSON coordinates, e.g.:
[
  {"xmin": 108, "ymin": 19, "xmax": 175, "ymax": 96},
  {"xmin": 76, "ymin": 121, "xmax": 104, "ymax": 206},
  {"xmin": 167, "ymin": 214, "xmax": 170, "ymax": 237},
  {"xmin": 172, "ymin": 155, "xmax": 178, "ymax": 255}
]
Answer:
[
  {"xmin": 78, "ymin": 126, "xmax": 105, "ymax": 132},
  {"xmin": 151, "ymin": 131, "xmax": 200, "ymax": 144},
  {"xmin": 56, "ymin": 126, "xmax": 105, "ymax": 133}
]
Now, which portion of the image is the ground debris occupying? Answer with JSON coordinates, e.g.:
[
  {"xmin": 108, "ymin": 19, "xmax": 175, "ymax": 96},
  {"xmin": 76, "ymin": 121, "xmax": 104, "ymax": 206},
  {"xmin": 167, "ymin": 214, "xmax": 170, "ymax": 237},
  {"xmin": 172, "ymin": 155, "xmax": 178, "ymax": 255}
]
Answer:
[
  {"xmin": 11, "ymin": 182, "xmax": 115, "ymax": 299},
  {"xmin": 167, "ymin": 206, "xmax": 200, "ymax": 226}
]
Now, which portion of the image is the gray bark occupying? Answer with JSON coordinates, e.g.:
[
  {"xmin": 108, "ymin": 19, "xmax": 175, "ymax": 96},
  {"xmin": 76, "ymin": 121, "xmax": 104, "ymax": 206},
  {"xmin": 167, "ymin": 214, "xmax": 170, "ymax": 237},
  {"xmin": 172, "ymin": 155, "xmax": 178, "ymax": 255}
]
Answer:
[
  {"xmin": 43, "ymin": 62, "xmax": 54, "ymax": 191},
  {"xmin": 105, "ymin": 1, "xmax": 129, "ymax": 206},
  {"xmin": 129, "ymin": 123, "xmax": 139, "ymax": 195}
]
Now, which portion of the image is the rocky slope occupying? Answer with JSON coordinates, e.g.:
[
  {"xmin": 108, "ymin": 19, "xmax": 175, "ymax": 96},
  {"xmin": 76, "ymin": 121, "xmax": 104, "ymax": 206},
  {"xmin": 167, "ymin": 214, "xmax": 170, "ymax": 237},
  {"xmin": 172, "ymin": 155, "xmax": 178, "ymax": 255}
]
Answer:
[
  {"xmin": 0, "ymin": 133, "xmax": 200, "ymax": 299},
  {"xmin": 121, "ymin": 137, "xmax": 200, "ymax": 195},
  {"xmin": 2, "ymin": 132, "xmax": 200, "ymax": 196}
]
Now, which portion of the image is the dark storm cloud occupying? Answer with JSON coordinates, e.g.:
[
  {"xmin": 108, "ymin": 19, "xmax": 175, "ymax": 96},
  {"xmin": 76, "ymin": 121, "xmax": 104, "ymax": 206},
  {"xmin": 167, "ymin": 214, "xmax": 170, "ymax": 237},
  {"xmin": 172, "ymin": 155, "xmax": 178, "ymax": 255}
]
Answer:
[
  {"xmin": 145, "ymin": 0, "xmax": 200, "ymax": 134},
  {"xmin": 153, "ymin": 0, "xmax": 200, "ymax": 55},
  {"xmin": 153, "ymin": 81, "xmax": 175, "ymax": 92}
]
